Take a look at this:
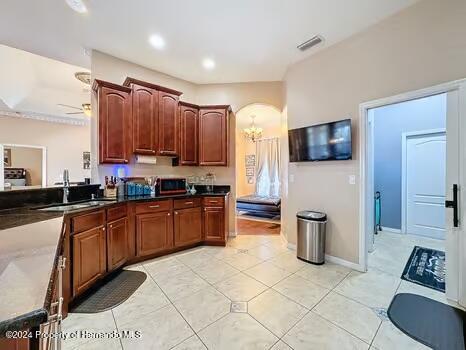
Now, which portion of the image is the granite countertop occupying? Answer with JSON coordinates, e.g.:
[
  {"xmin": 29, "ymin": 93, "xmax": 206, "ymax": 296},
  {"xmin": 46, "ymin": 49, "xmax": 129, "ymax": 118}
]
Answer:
[
  {"xmin": 0, "ymin": 217, "xmax": 64, "ymax": 335},
  {"xmin": 0, "ymin": 186, "xmax": 230, "ymax": 334}
]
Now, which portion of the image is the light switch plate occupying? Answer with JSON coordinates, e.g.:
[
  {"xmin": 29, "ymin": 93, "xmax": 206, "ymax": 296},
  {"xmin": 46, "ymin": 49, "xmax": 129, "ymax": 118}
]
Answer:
[
  {"xmin": 348, "ymin": 175, "xmax": 356, "ymax": 185},
  {"xmin": 289, "ymin": 174, "xmax": 295, "ymax": 183}
]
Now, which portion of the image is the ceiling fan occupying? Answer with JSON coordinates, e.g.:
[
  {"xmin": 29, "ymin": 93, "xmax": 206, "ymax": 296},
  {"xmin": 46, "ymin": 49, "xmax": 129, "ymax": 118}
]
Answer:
[{"xmin": 58, "ymin": 103, "xmax": 91, "ymax": 117}]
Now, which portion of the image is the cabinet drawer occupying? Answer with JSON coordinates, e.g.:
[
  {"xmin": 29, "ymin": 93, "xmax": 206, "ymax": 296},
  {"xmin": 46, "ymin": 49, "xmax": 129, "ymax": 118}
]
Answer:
[
  {"xmin": 174, "ymin": 198, "xmax": 201, "ymax": 209},
  {"xmin": 202, "ymin": 197, "xmax": 224, "ymax": 207},
  {"xmin": 135, "ymin": 200, "xmax": 172, "ymax": 214},
  {"xmin": 107, "ymin": 204, "xmax": 127, "ymax": 222},
  {"xmin": 71, "ymin": 210, "xmax": 105, "ymax": 234}
]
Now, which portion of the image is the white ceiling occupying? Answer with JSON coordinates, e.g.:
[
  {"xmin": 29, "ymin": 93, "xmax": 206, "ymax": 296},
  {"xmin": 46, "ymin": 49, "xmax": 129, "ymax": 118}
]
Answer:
[
  {"xmin": 0, "ymin": 0, "xmax": 418, "ymax": 84},
  {"xmin": 0, "ymin": 45, "xmax": 90, "ymax": 120}
]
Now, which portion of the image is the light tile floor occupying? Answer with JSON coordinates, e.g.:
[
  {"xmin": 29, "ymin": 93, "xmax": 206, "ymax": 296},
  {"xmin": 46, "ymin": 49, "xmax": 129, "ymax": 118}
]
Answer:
[{"xmin": 62, "ymin": 232, "xmax": 448, "ymax": 350}]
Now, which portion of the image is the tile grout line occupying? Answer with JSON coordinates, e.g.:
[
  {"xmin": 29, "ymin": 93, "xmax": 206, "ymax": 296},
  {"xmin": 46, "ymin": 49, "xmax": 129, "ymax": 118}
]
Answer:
[
  {"xmin": 110, "ymin": 309, "xmax": 125, "ymax": 350},
  {"xmin": 142, "ymin": 264, "xmax": 207, "ymax": 350}
]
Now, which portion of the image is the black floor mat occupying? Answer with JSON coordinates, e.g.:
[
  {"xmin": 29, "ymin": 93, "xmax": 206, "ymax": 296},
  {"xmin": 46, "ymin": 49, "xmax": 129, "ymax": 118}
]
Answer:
[
  {"xmin": 388, "ymin": 293, "xmax": 465, "ymax": 350},
  {"xmin": 401, "ymin": 246, "xmax": 445, "ymax": 292},
  {"xmin": 70, "ymin": 270, "xmax": 147, "ymax": 313}
]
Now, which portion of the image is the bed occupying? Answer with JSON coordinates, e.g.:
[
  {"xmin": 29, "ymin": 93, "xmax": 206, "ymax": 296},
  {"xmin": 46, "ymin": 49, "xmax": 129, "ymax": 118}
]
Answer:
[{"xmin": 236, "ymin": 195, "xmax": 281, "ymax": 219}]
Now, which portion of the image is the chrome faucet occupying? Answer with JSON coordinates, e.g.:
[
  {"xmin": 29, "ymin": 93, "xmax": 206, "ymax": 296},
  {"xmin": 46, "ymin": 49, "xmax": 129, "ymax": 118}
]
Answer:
[{"xmin": 63, "ymin": 169, "xmax": 70, "ymax": 203}]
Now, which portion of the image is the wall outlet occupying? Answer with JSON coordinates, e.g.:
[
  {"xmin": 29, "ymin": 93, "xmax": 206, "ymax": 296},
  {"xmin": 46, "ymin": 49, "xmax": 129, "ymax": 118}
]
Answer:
[
  {"xmin": 289, "ymin": 174, "xmax": 295, "ymax": 183},
  {"xmin": 348, "ymin": 175, "xmax": 356, "ymax": 185}
]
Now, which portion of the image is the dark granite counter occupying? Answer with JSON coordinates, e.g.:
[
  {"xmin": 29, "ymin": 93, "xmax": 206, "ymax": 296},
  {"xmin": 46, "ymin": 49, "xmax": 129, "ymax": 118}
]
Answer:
[{"xmin": 0, "ymin": 185, "xmax": 230, "ymax": 335}]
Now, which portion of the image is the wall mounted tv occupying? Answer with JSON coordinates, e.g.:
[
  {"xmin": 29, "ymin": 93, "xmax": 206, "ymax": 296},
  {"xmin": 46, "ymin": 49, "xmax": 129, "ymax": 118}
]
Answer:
[{"xmin": 288, "ymin": 119, "xmax": 352, "ymax": 162}]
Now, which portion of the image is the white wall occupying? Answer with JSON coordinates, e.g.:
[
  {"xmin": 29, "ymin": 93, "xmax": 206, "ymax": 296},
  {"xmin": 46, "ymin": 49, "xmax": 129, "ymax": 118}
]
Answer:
[
  {"xmin": 284, "ymin": 0, "xmax": 466, "ymax": 263},
  {"xmin": 0, "ymin": 115, "xmax": 91, "ymax": 185}
]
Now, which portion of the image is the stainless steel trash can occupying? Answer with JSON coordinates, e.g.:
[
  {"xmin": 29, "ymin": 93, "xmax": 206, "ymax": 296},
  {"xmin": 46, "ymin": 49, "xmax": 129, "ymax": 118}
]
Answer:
[{"xmin": 297, "ymin": 211, "xmax": 327, "ymax": 265}]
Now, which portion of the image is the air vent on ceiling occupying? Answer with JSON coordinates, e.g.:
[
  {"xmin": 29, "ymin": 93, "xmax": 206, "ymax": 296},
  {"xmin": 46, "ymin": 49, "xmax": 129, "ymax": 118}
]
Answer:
[{"xmin": 297, "ymin": 35, "xmax": 323, "ymax": 51}]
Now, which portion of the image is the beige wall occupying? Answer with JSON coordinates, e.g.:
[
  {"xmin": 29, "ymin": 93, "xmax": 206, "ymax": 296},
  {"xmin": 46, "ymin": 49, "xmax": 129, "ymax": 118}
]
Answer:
[
  {"xmin": 0, "ymin": 116, "xmax": 91, "ymax": 185},
  {"xmin": 7, "ymin": 146, "xmax": 43, "ymax": 185},
  {"xmin": 91, "ymin": 51, "xmax": 284, "ymax": 233},
  {"xmin": 283, "ymin": 0, "xmax": 466, "ymax": 263}
]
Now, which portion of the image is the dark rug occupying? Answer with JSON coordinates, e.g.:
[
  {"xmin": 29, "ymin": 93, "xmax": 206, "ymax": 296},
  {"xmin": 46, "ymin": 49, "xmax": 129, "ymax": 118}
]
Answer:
[
  {"xmin": 388, "ymin": 293, "xmax": 465, "ymax": 350},
  {"xmin": 401, "ymin": 246, "xmax": 445, "ymax": 292},
  {"xmin": 70, "ymin": 270, "xmax": 147, "ymax": 313}
]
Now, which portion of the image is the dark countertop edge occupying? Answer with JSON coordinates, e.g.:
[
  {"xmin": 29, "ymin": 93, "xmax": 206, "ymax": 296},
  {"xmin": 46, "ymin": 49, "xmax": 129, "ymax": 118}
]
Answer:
[
  {"xmin": 0, "ymin": 308, "xmax": 47, "ymax": 337},
  {"xmin": 0, "ymin": 190, "xmax": 231, "ymax": 333}
]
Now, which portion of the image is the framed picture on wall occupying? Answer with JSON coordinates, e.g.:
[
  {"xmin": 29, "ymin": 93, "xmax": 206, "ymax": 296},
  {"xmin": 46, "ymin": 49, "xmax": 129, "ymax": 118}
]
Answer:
[
  {"xmin": 246, "ymin": 167, "xmax": 254, "ymax": 177},
  {"xmin": 245, "ymin": 154, "xmax": 255, "ymax": 167},
  {"xmin": 3, "ymin": 148, "xmax": 11, "ymax": 167},
  {"xmin": 83, "ymin": 151, "xmax": 91, "ymax": 169}
]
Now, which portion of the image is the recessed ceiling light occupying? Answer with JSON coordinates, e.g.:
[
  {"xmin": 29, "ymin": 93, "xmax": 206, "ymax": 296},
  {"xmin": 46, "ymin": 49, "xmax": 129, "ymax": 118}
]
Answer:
[
  {"xmin": 65, "ymin": 0, "xmax": 87, "ymax": 13},
  {"xmin": 149, "ymin": 34, "xmax": 166, "ymax": 50},
  {"xmin": 202, "ymin": 58, "xmax": 216, "ymax": 70}
]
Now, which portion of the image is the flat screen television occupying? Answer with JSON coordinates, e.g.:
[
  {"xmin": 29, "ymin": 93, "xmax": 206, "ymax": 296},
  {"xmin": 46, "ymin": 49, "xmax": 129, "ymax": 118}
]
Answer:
[{"xmin": 288, "ymin": 119, "xmax": 352, "ymax": 162}]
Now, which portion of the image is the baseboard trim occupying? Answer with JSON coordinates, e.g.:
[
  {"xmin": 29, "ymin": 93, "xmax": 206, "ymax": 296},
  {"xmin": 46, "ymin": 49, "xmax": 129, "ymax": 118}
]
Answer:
[
  {"xmin": 325, "ymin": 254, "xmax": 364, "ymax": 272},
  {"xmin": 280, "ymin": 233, "xmax": 364, "ymax": 272},
  {"xmin": 380, "ymin": 226, "xmax": 402, "ymax": 234}
]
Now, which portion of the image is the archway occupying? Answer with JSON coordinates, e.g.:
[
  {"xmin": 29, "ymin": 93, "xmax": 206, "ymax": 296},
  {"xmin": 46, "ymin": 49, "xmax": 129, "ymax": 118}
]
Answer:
[{"xmin": 235, "ymin": 103, "xmax": 283, "ymax": 235}]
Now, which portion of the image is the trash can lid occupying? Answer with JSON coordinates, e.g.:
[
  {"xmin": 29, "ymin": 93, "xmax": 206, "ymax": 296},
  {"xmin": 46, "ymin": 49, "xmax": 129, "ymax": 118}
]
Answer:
[{"xmin": 297, "ymin": 211, "xmax": 327, "ymax": 222}]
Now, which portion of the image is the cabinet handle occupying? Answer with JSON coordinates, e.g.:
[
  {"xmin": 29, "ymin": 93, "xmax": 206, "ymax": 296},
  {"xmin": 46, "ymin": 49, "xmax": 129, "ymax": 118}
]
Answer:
[
  {"xmin": 209, "ymin": 200, "xmax": 218, "ymax": 203},
  {"xmin": 167, "ymin": 213, "xmax": 171, "ymax": 216},
  {"xmin": 124, "ymin": 160, "xmax": 128, "ymax": 163},
  {"xmin": 149, "ymin": 205, "xmax": 160, "ymax": 208},
  {"xmin": 175, "ymin": 211, "xmax": 178, "ymax": 215},
  {"xmin": 102, "ymin": 227, "xmax": 106, "ymax": 231},
  {"xmin": 185, "ymin": 201, "xmax": 193, "ymax": 205},
  {"xmin": 110, "ymin": 225, "xmax": 113, "ymax": 228}
]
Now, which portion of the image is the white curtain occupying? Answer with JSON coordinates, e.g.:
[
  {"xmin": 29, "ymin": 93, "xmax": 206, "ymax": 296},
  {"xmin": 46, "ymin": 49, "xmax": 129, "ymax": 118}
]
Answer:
[{"xmin": 255, "ymin": 138, "xmax": 280, "ymax": 197}]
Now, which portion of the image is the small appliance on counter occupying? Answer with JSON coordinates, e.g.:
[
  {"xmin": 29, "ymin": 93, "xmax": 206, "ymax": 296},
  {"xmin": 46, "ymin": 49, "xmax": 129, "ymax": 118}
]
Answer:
[
  {"xmin": 155, "ymin": 177, "xmax": 187, "ymax": 196},
  {"xmin": 123, "ymin": 177, "xmax": 152, "ymax": 197}
]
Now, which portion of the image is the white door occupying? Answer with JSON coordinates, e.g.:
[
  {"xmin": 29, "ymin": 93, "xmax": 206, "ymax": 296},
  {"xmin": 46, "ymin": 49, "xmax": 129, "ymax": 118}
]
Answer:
[
  {"xmin": 406, "ymin": 132, "xmax": 446, "ymax": 239},
  {"xmin": 445, "ymin": 88, "xmax": 465, "ymax": 307}
]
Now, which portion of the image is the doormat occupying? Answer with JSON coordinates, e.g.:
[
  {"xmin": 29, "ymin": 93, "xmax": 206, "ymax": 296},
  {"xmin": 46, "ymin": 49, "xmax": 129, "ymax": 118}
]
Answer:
[
  {"xmin": 70, "ymin": 270, "xmax": 147, "ymax": 313},
  {"xmin": 401, "ymin": 246, "xmax": 445, "ymax": 292},
  {"xmin": 388, "ymin": 293, "xmax": 465, "ymax": 350}
]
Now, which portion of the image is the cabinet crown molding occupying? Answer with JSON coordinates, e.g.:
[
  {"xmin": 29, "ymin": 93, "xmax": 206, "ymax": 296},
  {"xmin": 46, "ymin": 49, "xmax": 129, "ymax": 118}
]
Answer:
[
  {"xmin": 123, "ymin": 77, "xmax": 183, "ymax": 96},
  {"xmin": 92, "ymin": 79, "xmax": 132, "ymax": 93}
]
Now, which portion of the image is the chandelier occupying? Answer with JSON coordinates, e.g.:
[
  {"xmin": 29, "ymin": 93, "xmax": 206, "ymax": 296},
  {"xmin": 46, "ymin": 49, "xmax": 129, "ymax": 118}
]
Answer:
[{"xmin": 243, "ymin": 115, "xmax": 263, "ymax": 142}]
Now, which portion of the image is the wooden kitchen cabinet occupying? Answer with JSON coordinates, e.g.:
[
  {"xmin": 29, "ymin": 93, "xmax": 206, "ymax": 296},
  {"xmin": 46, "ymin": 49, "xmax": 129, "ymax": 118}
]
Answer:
[
  {"xmin": 199, "ymin": 105, "xmax": 230, "ymax": 166},
  {"xmin": 107, "ymin": 217, "xmax": 128, "ymax": 271},
  {"xmin": 179, "ymin": 102, "xmax": 199, "ymax": 165},
  {"xmin": 130, "ymin": 83, "xmax": 159, "ymax": 155},
  {"xmin": 136, "ymin": 211, "xmax": 173, "ymax": 257},
  {"xmin": 158, "ymin": 90, "xmax": 181, "ymax": 156},
  {"xmin": 93, "ymin": 79, "xmax": 132, "ymax": 164},
  {"xmin": 72, "ymin": 226, "xmax": 106, "ymax": 296},
  {"xmin": 203, "ymin": 207, "xmax": 225, "ymax": 242},
  {"xmin": 174, "ymin": 207, "xmax": 202, "ymax": 247}
]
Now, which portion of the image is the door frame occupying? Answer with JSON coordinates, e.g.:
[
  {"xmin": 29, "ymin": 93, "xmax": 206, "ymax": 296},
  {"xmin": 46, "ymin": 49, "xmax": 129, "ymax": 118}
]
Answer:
[
  {"xmin": 401, "ymin": 128, "xmax": 446, "ymax": 235},
  {"xmin": 359, "ymin": 78, "xmax": 466, "ymax": 305},
  {"xmin": 1, "ymin": 143, "xmax": 47, "ymax": 188}
]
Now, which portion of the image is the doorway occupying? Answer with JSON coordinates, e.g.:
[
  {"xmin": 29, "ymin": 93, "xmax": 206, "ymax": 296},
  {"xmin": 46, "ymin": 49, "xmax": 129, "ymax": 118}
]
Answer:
[
  {"xmin": 234, "ymin": 103, "xmax": 282, "ymax": 236},
  {"xmin": 360, "ymin": 80, "xmax": 466, "ymax": 308}
]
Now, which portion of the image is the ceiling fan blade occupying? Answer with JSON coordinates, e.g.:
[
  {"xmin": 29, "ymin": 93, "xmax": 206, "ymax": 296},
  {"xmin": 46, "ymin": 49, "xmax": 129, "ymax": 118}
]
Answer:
[
  {"xmin": 58, "ymin": 103, "xmax": 82, "ymax": 110},
  {"xmin": 66, "ymin": 112, "xmax": 84, "ymax": 115}
]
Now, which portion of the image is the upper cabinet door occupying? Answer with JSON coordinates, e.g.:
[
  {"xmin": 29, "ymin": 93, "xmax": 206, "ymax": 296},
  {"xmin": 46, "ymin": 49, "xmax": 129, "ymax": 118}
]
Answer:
[
  {"xmin": 132, "ymin": 84, "xmax": 158, "ymax": 155},
  {"xmin": 199, "ymin": 107, "xmax": 229, "ymax": 166},
  {"xmin": 95, "ymin": 81, "xmax": 132, "ymax": 164},
  {"xmin": 158, "ymin": 91, "xmax": 179, "ymax": 156},
  {"xmin": 179, "ymin": 104, "xmax": 199, "ymax": 165}
]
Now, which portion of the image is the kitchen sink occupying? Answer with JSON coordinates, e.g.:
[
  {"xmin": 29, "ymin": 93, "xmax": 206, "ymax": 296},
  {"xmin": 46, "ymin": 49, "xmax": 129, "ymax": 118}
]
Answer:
[{"xmin": 37, "ymin": 199, "xmax": 116, "ymax": 212}]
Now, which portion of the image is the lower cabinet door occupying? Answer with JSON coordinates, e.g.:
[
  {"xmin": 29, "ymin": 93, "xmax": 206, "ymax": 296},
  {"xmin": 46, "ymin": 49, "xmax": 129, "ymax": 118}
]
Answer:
[
  {"xmin": 174, "ymin": 207, "xmax": 202, "ymax": 247},
  {"xmin": 203, "ymin": 207, "xmax": 225, "ymax": 241},
  {"xmin": 107, "ymin": 217, "xmax": 128, "ymax": 271},
  {"xmin": 136, "ymin": 211, "xmax": 173, "ymax": 257},
  {"xmin": 72, "ymin": 226, "xmax": 106, "ymax": 296}
]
